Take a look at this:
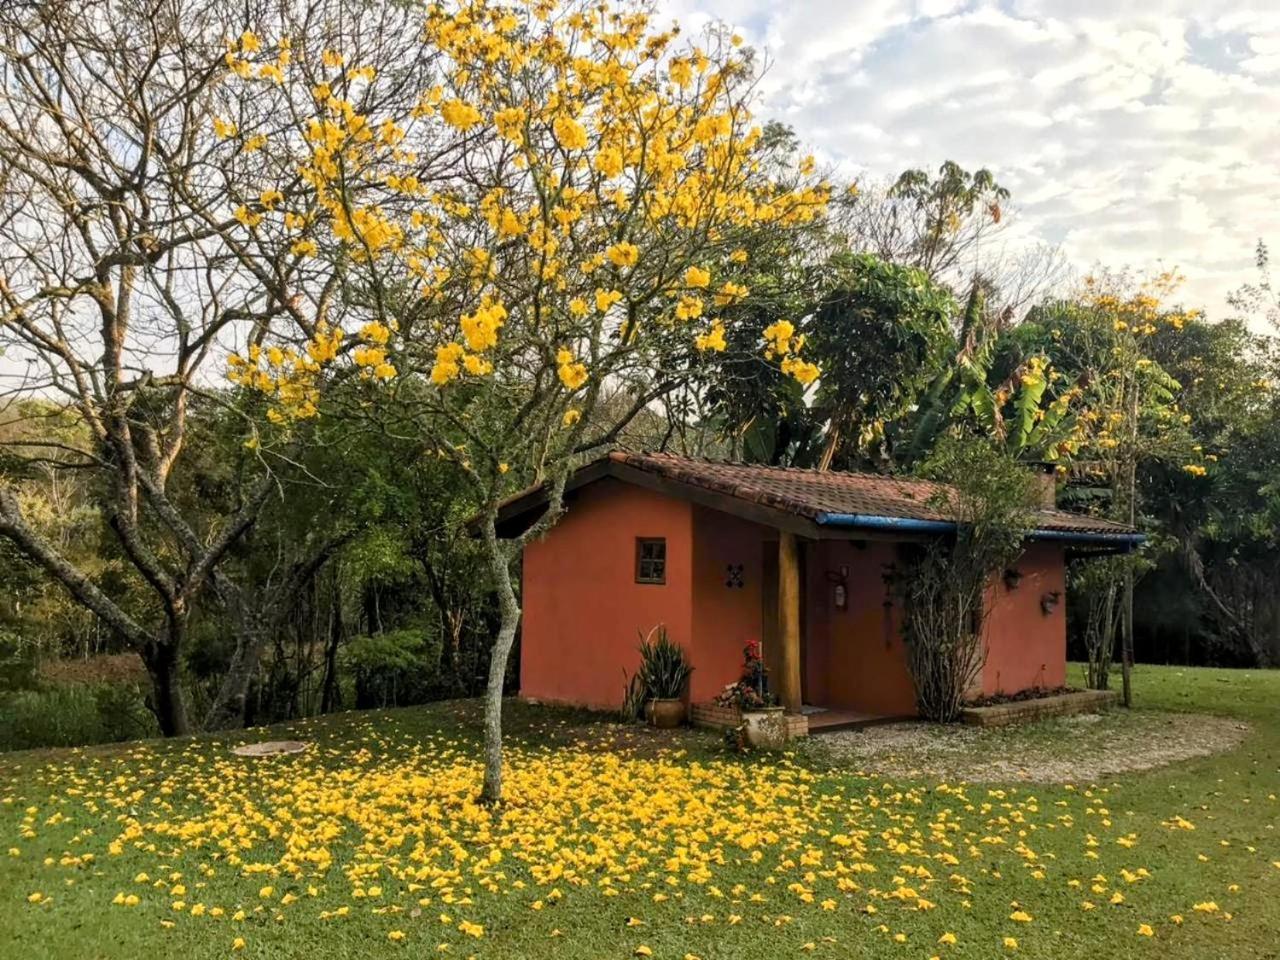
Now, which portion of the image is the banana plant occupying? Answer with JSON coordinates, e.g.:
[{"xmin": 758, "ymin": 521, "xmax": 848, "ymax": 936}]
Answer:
[{"xmin": 900, "ymin": 286, "xmax": 1082, "ymax": 465}]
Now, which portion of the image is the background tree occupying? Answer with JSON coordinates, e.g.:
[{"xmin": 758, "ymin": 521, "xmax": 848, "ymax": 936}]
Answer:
[
  {"xmin": 0, "ymin": 0, "xmax": 338, "ymax": 733},
  {"xmin": 1134, "ymin": 290, "xmax": 1280, "ymax": 666},
  {"xmin": 808, "ymin": 254, "xmax": 954, "ymax": 469}
]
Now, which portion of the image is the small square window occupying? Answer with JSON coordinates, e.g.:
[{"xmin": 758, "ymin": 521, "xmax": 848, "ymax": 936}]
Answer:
[{"xmin": 635, "ymin": 537, "xmax": 666, "ymax": 584}]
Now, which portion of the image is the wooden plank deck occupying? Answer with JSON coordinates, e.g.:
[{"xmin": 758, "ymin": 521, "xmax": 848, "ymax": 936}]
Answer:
[{"xmin": 802, "ymin": 707, "xmax": 899, "ymax": 733}]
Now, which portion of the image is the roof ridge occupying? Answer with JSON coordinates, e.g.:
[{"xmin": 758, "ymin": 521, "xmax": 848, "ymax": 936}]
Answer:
[{"xmin": 618, "ymin": 449, "xmax": 943, "ymax": 486}]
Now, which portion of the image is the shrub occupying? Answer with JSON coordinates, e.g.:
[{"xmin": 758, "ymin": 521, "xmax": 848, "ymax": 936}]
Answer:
[
  {"xmin": 619, "ymin": 669, "xmax": 648, "ymax": 723},
  {"xmin": 92, "ymin": 682, "xmax": 159, "ymax": 742},
  {"xmin": 343, "ymin": 628, "xmax": 433, "ymax": 709},
  {"xmin": 0, "ymin": 681, "xmax": 156, "ymax": 752},
  {"xmin": 892, "ymin": 438, "xmax": 1036, "ymax": 722},
  {"xmin": 0, "ymin": 629, "xmax": 38, "ymax": 691}
]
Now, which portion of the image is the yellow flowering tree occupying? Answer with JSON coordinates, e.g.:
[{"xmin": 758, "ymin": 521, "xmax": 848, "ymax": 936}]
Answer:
[
  {"xmin": 1038, "ymin": 271, "xmax": 1199, "ymax": 698},
  {"xmin": 221, "ymin": 0, "xmax": 828, "ymax": 800}
]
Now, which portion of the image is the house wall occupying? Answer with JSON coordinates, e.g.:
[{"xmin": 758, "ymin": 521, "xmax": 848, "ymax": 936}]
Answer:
[
  {"xmin": 689, "ymin": 506, "xmax": 770, "ymax": 703},
  {"xmin": 802, "ymin": 540, "xmax": 919, "ymax": 717},
  {"xmin": 520, "ymin": 476, "xmax": 1070, "ymax": 713},
  {"xmin": 520, "ymin": 478, "xmax": 694, "ymax": 710},
  {"xmin": 981, "ymin": 542, "xmax": 1068, "ymax": 696}
]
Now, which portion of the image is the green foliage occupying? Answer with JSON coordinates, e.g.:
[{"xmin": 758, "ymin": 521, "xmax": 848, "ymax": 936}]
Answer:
[
  {"xmin": 901, "ymin": 288, "xmax": 1081, "ymax": 467},
  {"xmin": 343, "ymin": 628, "xmax": 436, "ymax": 709},
  {"xmin": 0, "ymin": 681, "xmax": 156, "ymax": 751},
  {"xmin": 702, "ymin": 253, "xmax": 955, "ymax": 469},
  {"xmin": 1129, "ymin": 308, "xmax": 1280, "ymax": 666},
  {"xmin": 635, "ymin": 625, "xmax": 693, "ymax": 701},
  {"xmin": 0, "ymin": 630, "xmax": 38, "ymax": 691},
  {"xmin": 810, "ymin": 254, "xmax": 955, "ymax": 467},
  {"xmin": 619, "ymin": 669, "xmax": 648, "ymax": 723}
]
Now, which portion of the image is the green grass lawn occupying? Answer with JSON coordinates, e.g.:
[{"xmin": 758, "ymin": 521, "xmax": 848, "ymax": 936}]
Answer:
[{"xmin": 2, "ymin": 664, "xmax": 1278, "ymax": 960}]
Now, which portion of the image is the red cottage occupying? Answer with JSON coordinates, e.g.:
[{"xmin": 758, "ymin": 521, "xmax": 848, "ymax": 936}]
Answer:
[{"xmin": 497, "ymin": 451, "xmax": 1140, "ymax": 733}]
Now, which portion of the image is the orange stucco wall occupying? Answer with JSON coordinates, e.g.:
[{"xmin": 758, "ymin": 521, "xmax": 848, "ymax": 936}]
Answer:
[
  {"xmin": 981, "ymin": 542, "xmax": 1067, "ymax": 696},
  {"xmin": 689, "ymin": 506, "xmax": 770, "ymax": 703},
  {"xmin": 803, "ymin": 540, "xmax": 919, "ymax": 717},
  {"xmin": 520, "ymin": 479, "xmax": 694, "ymax": 710}
]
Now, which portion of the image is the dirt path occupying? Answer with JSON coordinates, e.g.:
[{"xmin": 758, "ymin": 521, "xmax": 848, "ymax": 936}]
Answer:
[{"xmin": 810, "ymin": 710, "xmax": 1251, "ymax": 783}]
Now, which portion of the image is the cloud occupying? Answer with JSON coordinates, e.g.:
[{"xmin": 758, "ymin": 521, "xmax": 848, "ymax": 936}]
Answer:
[{"xmin": 659, "ymin": 0, "xmax": 1280, "ymax": 319}]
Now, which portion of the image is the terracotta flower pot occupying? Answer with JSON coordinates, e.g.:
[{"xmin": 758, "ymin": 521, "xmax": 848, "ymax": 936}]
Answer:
[
  {"xmin": 649, "ymin": 698, "xmax": 686, "ymax": 729},
  {"xmin": 742, "ymin": 706, "xmax": 788, "ymax": 749}
]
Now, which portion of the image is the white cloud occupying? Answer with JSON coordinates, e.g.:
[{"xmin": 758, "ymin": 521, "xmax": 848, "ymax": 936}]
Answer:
[{"xmin": 659, "ymin": 0, "xmax": 1280, "ymax": 320}]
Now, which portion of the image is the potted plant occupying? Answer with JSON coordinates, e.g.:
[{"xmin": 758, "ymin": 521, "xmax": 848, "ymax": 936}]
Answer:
[
  {"xmin": 740, "ymin": 699, "xmax": 787, "ymax": 749},
  {"xmin": 636, "ymin": 625, "xmax": 693, "ymax": 728},
  {"xmin": 715, "ymin": 639, "xmax": 788, "ymax": 749}
]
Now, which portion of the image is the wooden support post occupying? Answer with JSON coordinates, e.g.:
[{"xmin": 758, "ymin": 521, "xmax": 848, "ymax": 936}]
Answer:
[{"xmin": 777, "ymin": 531, "xmax": 803, "ymax": 713}]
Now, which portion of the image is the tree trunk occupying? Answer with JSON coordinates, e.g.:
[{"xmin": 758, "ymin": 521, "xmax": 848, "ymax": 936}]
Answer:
[
  {"xmin": 1121, "ymin": 570, "xmax": 1134, "ymax": 707},
  {"xmin": 424, "ymin": 562, "xmax": 460, "ymax": 697},
  {"xmin": 320, "ymin": 586, "xmax": 343, "ymax": 714},
  {"xmin": 479, "ymin": 518, "xmax": 520, "ymax": 805},
  {"xmin": 142, "ymin": 637, "xmax": 189, "ymax": 737},
  {"xmin": 205, "ymin": 608, "xmax": 270, "ymax": 731},
  {"xmin": 1119, "ymin": 370, "xmax": 1138, "ymax": 707}
]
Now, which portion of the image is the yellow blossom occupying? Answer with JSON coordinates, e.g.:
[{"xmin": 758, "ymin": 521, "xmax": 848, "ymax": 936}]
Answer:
[
  {"xmin": 684, "ymin": 265, "xmax": 711, "ymax": 288},
  {"xmin": 441, "ymin": 100, "xmax": 482, "ymax": 131},
  {"xmin": 695, "ymin": 321, "xmax": 726, "ymax": 353},
  {"xmin": 556, "ymin": 348, "xmax": 588, "ymax": 391},
  {"xmin": 552, "ymin": 114, "xmax": 588, "ymax": 149},
  {"xmin": 606, "ymin": 242, "xmax": 639, "ymax": 268}
]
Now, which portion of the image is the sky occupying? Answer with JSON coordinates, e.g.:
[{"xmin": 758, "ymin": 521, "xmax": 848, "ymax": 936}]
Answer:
[{"xmin": 660, "ymin": 0, "xmax": 1280, "ymax": 319}]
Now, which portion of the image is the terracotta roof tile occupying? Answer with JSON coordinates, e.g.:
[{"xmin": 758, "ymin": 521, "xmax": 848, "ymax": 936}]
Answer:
[{"xmin": 606, "ymin": 451, "xmax": 1136, "ymax": 536}]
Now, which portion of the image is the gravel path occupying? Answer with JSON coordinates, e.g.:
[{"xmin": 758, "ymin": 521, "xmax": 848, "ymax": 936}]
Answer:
[{"xmin": 810, "ymin": 710, "xmax": 1251, "ymax": 783}]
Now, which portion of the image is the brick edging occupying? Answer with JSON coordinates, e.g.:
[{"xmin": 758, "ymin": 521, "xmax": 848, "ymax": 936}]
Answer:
[{"xmin": 960, "ymin": 689, "xmax": 1121, "ymax": 727}]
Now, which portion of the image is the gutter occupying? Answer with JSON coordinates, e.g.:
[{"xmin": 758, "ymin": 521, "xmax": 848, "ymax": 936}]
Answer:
[
  {"xmin": 814, "ymin": 513, "xmax": 956, "ymax": 534},
  {"xmin": 813, "ymin": 512, "xmax": 1146, "ymax": 551},
  {"xmin": 1026, "ymin": 528, "xmax": 1146, "ymax": 547}
]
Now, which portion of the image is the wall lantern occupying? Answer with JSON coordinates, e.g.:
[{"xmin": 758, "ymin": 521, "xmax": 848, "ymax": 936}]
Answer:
[
  {"xmin": 1003, "ymin": 567, "xmax": 1024, "ymax": 590},
  {"xmin": 1040, "ymin": 590, "xmax": 1062, "ymax": 615},
  {"xmin": 825, "ymin": 565, "xmax": 849, "ymax": 610}
]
